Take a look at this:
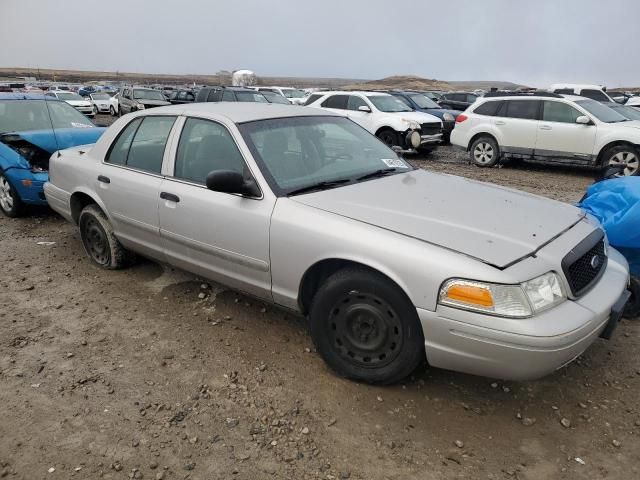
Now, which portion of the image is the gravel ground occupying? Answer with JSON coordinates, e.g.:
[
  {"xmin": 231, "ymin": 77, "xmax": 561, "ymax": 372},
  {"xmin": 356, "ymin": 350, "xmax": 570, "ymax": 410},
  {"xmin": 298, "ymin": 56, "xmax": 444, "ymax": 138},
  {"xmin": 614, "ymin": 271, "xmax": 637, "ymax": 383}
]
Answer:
[{"xmin": 1, "ymin": 116, "xmax": 639, "ymax": 480}]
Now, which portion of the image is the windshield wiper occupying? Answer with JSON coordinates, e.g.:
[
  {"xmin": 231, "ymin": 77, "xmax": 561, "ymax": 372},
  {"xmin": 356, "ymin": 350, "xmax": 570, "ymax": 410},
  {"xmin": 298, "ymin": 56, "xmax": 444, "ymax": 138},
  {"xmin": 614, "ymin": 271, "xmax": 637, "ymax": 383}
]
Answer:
[
  {"xmin": 356, "ymin": 168, "xmax": 398, "ymax": 181},
  {"xmin": 286, "ymin": 179, "xmax": 351, "ymax": 196}
]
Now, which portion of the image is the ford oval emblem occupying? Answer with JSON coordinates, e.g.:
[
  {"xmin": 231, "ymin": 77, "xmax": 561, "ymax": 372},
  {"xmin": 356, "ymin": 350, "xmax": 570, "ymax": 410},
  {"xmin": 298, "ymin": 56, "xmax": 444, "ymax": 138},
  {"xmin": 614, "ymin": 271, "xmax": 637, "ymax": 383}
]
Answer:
[{"xmin": 590, "ymin": 255, "xmax": 601, "ymax": 269}]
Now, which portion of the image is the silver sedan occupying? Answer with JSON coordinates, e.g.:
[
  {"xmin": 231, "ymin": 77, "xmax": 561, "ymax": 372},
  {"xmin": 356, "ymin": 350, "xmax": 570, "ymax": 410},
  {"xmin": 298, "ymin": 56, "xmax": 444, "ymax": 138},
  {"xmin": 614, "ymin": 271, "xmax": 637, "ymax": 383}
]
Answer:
[{"xmin": 44, "ymin": 103, "xmax": 630, "ymax": 384}]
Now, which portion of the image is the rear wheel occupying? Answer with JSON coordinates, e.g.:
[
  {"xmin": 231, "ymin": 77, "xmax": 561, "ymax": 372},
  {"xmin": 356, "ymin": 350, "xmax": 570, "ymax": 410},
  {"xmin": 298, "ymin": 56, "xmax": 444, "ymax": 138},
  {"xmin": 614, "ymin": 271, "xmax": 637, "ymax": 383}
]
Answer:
[
  {"xmin": 79, "ymin": 204, "xmax": 131, "ymax": 269},
  {"xmin": 0, "ymin": 172, "xmax": 25, "ymax": 217},
  {"xmin": 309, "ymin": 267, "xmax": 425, "ymax": 384},
  {"xmin": 624, "ymin": 277, "xmax": 640, "ymax": 319},
  {"xmin": 470, "ymin": 136, "xmax": 499, "ymax": 167},
  {"xmin": 604, "ymin": 145, "xmax": 640, "ymax": 176}
]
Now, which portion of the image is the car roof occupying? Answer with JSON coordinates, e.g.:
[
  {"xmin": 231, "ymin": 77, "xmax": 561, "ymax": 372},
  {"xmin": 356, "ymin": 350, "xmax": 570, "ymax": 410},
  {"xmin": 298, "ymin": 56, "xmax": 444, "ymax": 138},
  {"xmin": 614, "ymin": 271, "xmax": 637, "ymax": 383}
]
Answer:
[
  {"xmin": 146, "ymin": 102, "xmax": 341, "ymax": 123},
  {"xmin": 0, "ymin": 92, "xmax": 61, "ymax": 101},
  {"xmin": 319, "ymin": 91, "xmax": 391, "ymax": 97}
]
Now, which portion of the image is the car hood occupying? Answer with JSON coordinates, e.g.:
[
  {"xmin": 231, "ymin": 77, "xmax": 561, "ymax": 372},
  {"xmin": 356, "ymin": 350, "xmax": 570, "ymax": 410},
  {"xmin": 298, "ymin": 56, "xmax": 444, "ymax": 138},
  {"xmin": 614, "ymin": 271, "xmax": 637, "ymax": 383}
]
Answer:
[
  {"xmin": 291, "ymin": 169, "xmax": 584, "ymax": 268},
  {"xmin": 381, "ymin": 110, "xmax": 442, "ymax": 124},
  {"xmin": 614, "ymin": 120, "xmax": 640, "ymax": 130},
  {"xmin": 1, "ymin": 127, "xmax": 105, "ymax": 153},
  {"xmin": 66, "ymin": 100, "xmax": 92, "ymax": 107}
]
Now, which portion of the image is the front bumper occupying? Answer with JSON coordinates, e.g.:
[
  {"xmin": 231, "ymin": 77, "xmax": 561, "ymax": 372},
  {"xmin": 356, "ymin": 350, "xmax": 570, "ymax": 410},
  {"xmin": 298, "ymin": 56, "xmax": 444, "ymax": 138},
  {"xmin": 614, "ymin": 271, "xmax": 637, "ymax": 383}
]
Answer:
[
  {"xmin": 417, "ymin": 248, "xmax": 630, "ymax": 381},
  {"xmin": 5, "ymin": 168, "xmax": 48, "ymax": 205},
  {"xmin": 74, "ymin": 106, "xmax": 94, "ymax": 116}
]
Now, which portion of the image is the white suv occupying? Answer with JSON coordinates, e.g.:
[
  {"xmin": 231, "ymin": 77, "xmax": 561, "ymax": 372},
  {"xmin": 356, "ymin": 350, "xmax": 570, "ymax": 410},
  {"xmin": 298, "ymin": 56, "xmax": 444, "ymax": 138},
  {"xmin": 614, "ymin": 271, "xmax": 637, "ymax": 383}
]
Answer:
[
  {"xmin": 450, "ymin": 92, "xmax": 640, "ymax": 176},
  {"xmin": 307, "ymin": 91, "xmax": 443, "ymax": 152}
]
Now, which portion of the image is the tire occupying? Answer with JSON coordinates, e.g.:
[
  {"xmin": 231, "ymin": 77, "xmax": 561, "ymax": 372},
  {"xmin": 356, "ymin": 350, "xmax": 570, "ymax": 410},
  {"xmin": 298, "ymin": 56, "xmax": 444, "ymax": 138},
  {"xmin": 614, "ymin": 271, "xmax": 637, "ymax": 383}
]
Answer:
[
  {"xmin": 117, "ymin": 107, "xmax": 122, "ymax": 117},
  {"xmin": 470, "ymin": 136, "xmax": 499, "ymax": 167},
  {"xmin": 623, "ymin": 277, "xmax": 640, "ymax": 319},
  {"xmin": 309, "ymin": 267, "xmax": 425, "ymax": 384},
  {"xmin": 78, "ymin": 204, "xmax": 131, "ymax": 269},
  {"xmin": 110, "ymin": 106, "xmax": 116, "ymax": 116},
  {"xmin": 92, "ymin": 105, "xmax": 98, "ymax": 115},
  {"xmin": 603, "ymin": 145, "xmax": 640, "ymax": 176},
  {"xmin": 376, "ymin": 129, "xmax": 399, "ymax": 148},
  {"xmin": 0, "ymin": 172, "xmax": 25, "ymax": 218}
]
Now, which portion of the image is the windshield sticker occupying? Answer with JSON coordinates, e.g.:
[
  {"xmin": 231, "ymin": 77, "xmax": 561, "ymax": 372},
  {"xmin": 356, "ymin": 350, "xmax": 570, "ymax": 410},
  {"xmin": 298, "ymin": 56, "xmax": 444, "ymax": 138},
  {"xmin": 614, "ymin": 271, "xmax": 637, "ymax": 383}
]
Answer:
[
  {"xmin": 71, "ymin": 123, "xmax": 92, "ymax": 128},
  {"xmin": 381, "ymin": 158, "xmax": 409, "ymax": 168}
]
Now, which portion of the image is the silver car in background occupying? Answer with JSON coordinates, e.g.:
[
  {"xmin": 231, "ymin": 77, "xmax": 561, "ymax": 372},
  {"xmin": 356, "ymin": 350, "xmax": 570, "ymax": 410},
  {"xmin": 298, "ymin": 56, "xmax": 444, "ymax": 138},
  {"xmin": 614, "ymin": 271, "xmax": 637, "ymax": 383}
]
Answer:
[{"xmin": 44, "ymin": 103, "xmax": 631, "ymax": 384}]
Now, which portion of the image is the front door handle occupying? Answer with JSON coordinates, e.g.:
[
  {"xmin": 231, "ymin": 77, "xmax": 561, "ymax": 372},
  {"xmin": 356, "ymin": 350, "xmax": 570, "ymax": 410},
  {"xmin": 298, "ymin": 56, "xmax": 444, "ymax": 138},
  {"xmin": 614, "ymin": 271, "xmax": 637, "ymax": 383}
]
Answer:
[
  {"xmin": 97, "ymin": 175, "xmax": 110, "ymax": 184},
  {"xmin": 160, "ymin": 192, "xmax": 180, "ymax": 203},
  {"xmin": 539, "ymin": 125, "xmax": 552, "ymax": 130},
  {"xmin": 495, "ymin": 120, "xmax": 506, "ymax": 126}
]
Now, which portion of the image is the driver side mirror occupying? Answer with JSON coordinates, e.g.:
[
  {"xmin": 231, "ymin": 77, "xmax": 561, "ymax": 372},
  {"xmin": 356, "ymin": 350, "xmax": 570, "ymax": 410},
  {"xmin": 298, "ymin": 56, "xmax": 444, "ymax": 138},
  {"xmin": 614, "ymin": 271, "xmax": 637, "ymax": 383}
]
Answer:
[
  {"xmin": 358, "ymin": 105, "xmax": 371, "ymax": 113},
  {"xmin": 206, "ymin": 170, "xmax": 260, "ymax": 197},
  {"xmin": 576, "ymin": 115, "xmax": 591, "ymax": 125}
]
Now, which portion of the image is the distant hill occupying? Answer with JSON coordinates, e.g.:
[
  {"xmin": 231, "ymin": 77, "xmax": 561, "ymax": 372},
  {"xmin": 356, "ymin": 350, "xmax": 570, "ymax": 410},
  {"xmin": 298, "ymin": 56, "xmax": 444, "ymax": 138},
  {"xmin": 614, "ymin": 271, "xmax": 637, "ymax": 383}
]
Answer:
[
  {"xmin": 343, "ymin": 75, "xmax": 452, "ymax": 91},
  {"xmin": 447, "ymin": 80, "xmax": 528, "ymax": 91}
]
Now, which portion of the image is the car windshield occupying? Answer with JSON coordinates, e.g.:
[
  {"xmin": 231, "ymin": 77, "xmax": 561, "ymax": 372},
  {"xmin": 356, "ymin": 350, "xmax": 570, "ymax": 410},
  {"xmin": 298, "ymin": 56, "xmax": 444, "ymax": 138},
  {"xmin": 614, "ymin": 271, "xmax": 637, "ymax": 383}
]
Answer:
[
  {"xmin": 408, "ymin": 93, "xmax": 440, "ymax": 109},
  {"xmin": 612, "ymin": 105, "xmax": 640, "ymax": 121},
  {"xmin": 0, "ymin": 100, "xmax": 93, "ymax": 134},
  {"xmin": 367, "ymin": 95, "xmax": 413, "ymax": 112},
  {"xmin": 263, "ymin": 92, "xmax": 290, "ymax": 104},
  {"xmin": 282, "ymin": 89, "xmax": 306, "ymax": 98},
  {"xmin": 576, "ymin": 99, "xmax": 628, "ymax": 123},
  {"xmin": 91, "ymin": 93, "xmax": 110, "ymax": 100},
  {"xmin": 235, "ymin": 92, "xmax": 269, "ymax": 103},
  {"xmin": 133, "ymin": 89, "xmax": 166, "ymax": 101},
  {"xmin": 57, "ymin": 92, "xmax": 84, "ymax": 101},
  {"xmin": 240, "ymin": 116, "xmax": 411, "ymax": 196}
]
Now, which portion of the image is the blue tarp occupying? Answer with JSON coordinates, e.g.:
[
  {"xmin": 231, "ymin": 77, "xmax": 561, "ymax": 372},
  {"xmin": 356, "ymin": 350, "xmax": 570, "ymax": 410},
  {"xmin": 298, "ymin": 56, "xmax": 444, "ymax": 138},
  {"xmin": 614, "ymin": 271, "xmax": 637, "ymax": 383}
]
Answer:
[{"xmin": 579, "ymin": 177, "xmax": 640, "ymax": 276}]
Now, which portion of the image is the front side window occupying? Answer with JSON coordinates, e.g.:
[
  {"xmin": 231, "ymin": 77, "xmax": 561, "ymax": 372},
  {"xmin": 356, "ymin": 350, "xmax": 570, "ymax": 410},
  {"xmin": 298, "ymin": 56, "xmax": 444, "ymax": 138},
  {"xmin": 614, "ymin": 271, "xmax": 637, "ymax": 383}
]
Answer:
[
  {"xmin": 222, "ymin": 90, "xmax": 235, "ymax": 101},
  {"xmin": 240, "ymin": 116, "xmax": 411, "ymax": 196},
  {"xmin": 504, "ymin": 100, "xmax": 540, "ymax": 120},
  {"xmin": 366, "ymin": 95, "xmax": 412, "ymax": 112},
  {"xmin": 347, "ymin": 95, "xmax": 367, "ymax": 111},
  {"xmin": 542, "ymin": 101, "xmax": 581, "ymax": 123},
  {"xmin": 174, "ymin": 118, "xmax": 246, "ymax": 184},
  {"xmin": 321, "ymin": 95, "xmax": 349, "ymax": 109}
]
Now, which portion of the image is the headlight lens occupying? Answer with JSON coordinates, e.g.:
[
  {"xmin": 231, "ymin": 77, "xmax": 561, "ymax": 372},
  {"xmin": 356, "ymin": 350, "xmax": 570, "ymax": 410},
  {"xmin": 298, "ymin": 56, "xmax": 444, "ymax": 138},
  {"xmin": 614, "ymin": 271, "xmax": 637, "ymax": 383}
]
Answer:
[
  {"xmin": 439, "ymin": 272, "xmax": 566, "ymax": 318},
  {"xmin": 443, "ymin": 112, "xmax": 455, "ymax": 121},
  {"xmin": 401, "ymin": 118, "xmax": 420, "ymax": 130},
  {"xmin": 521, "ymin": 272, "xmax": 565, "ymax": 313}
]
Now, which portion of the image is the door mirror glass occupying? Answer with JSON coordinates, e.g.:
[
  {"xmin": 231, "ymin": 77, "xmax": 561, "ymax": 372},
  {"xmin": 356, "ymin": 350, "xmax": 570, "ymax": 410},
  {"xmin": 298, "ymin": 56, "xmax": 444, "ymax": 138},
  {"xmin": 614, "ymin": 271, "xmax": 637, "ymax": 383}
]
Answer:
[
  {"xmin": 576, "ymin": 115, "xmax": 591, "ymax": 125},
  {"xmin": 357, "ymin": 105, "xmax": 371, "ymax": 113},
  {"xmin": 206, "ymin": 170, "xmax": 259, "ymax": 197}
]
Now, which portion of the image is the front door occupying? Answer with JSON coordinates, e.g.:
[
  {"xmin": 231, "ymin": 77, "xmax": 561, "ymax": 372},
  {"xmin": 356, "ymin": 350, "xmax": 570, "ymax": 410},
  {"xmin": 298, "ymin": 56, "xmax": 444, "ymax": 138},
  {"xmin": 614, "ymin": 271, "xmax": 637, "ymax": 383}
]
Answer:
[
  {"xmin": 97, "ymin": 115, "xmax": 176, "ymax": 260},
  {"xmin": 345, "ymin": 95, "xmax": 374, "ymax": 132},
  {"xmin": 158, "ymin": 117, "xmax": 274, "ymax": 300},
  {"xmin": 535, "ymin": 100, "xmax": 597, "ymax": 161}
]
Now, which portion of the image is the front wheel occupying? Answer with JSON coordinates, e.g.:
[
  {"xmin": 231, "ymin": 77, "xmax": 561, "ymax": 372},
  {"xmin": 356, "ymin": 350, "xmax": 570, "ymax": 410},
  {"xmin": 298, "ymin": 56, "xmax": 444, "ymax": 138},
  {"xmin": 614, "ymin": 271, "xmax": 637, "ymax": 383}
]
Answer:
[
  {"xmin": 604, "ymin": 145, "xmax": 640, "ymax": 176},
  {"xmin": 470, "ymin": 136, "xmax": 499, "ymax": 167},
  {"xmin": 624, "ymin": 277, "xmax": 640, "ymax": 319},
  {"xmin": 376, "ymin": 129, "xmax": 399, "ymax": 148},
  {"xmin": 309, "ymin": 267, "xmax": 425, "ymax": 384},
  {"xmin": 110, "ymin": 106, "xmax": 116, "ymax": 116},
  {"xmin": 0, "ymin": 172, "xmax": 25, "ymax": 217},
  {"xmin": 79, "ymin": 204, "xmax": 132, "ymax": 269}
]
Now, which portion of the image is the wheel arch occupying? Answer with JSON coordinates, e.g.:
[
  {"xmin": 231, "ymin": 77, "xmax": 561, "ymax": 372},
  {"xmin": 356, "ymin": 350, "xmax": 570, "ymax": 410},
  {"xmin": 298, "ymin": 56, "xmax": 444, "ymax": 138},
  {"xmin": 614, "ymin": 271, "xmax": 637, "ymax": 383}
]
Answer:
[
  {"xmin": 595, "ymin": 140, "xmax": 639, "ymax": 166},
  {"xmin": 69, "ymin": 188, "xmax": 109, "ymax": 225},
  {"xmin": 467, "ymin": 131, "xmax": 499, "ymax": 152},
  {"xmin": 297, "ymin": 257, "xmax": 413, "ymax": 316}
]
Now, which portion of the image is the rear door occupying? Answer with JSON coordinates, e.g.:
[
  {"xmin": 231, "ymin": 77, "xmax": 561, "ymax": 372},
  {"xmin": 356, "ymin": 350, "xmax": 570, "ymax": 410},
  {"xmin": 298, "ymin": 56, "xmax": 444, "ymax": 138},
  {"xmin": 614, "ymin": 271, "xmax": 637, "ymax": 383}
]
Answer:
[
  {"xmin": 535, "ymin": 100, "xmax": 596, "ymax": 161},
  {"xmin": 158, "ymin": 116, "xmax": 273, "ymax": 299},
  {"xmin": 96, "ymin": 115, "xmax": 177, "ymax": 259},
  {"xmin": 493, "ymin": 100, "xmax": 540, "ymax": 155}
]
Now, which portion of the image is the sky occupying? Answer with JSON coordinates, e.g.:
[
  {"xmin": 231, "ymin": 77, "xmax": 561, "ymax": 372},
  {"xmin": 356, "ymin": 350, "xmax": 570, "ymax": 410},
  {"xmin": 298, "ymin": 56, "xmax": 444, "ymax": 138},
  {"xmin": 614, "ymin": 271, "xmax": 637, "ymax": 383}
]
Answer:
[{"xmin": 1, "ymin": 0, "xmax": 638, "ymax": 88}]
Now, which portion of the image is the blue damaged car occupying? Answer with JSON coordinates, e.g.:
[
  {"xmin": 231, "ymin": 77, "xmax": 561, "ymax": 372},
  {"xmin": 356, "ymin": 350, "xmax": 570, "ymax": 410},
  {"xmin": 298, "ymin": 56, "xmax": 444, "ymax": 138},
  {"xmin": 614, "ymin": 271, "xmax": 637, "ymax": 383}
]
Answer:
[{"xmin": 0, "ymin": 93, "xmax": 105, "ymax": 217}]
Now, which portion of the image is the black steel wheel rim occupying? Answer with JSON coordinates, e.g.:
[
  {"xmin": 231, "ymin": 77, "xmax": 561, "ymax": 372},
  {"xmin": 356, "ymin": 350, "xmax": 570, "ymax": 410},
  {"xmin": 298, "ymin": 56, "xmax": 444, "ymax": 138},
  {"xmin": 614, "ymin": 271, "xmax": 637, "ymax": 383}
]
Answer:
[
  {"xmin": 328, "ymin": 292, "xmax": 403, "ymax": 368},
  {"xmin": 83, "ymin": 217, "xmax": 110, "ymax": 265},
  {"xmin": 378, "ymin": 132, "xmax": 395, "ymax": 146}
]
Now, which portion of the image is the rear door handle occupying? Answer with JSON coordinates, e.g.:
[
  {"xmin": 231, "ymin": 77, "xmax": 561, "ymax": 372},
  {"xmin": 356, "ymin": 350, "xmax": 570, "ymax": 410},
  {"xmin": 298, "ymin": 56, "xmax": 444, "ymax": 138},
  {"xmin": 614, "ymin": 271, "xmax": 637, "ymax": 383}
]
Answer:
[
  {"xmin": 495, "ymin": 120, "xmax": 506, "ymax": 125},
  {"xmin": 539, "ymin": 125, "xmax": 552, "ymax": 130},
  {"xmin": 97, "ymin": 175, "xmax": 110, "ymax": 184},
  {"xmin": 160, "ymin": 192, "xmax": 180, "ymax": 203}
]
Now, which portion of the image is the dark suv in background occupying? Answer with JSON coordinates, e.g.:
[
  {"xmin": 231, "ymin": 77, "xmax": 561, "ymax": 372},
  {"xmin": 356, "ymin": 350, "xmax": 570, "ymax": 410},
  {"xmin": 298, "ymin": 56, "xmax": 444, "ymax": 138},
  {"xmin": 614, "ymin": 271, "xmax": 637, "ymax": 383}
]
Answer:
[
  {"xmin": 439, "ymin": 92, "xmax": 480, "ymax": 111},
  {"xmin": 118, "ymin": 86, "xmax": 170, "ymax": 115},
  {"xmin": 168, "ymin": 89, "xmax": 196, "ymax": 104},
  {"xmin": 195, "ymin": 86, "xmax": 268, "ymax": 103}
]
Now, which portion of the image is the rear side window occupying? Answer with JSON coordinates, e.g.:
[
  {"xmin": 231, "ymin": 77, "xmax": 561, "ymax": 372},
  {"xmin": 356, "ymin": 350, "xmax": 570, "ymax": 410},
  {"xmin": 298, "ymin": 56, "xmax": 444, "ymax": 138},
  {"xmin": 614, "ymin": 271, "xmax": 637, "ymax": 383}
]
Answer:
[
  {"xmin": 106, "ymin": 118, "xmax": 142, "ymax": 165},
  {"xmin": 542, "ymin": 101, "xmax": 581, "ymax": 123},
  {"xmin": 222, "ymin": 90, "xmax": 235, "ymax": 101},
  {"xmin": 304, "ymin": 93, "xmax": 323, "ymax": 106},
  {"xmin": 321, "ymin": 95, "xmax": 348, "ymax": 109},
  {"xmin": 504, "ymin": 100, "xmax": 540, "ymax": 120},
  {"xmin": 580, "ymin": 89, "xmax": 610, "ymax": 102},
  {"xmin": 474, "ymin": 100, "xmax": 502, "ymax": 116},
  {"xmin": 112, "ymin": 116, "xmax": 176, "ymax": 174}
]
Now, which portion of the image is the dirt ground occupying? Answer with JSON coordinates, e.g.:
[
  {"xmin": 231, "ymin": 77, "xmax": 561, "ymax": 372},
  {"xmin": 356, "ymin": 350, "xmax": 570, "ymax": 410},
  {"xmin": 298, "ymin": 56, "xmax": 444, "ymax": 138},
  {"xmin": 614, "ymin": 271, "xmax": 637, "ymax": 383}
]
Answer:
[{"xmin": 1, "ymin": 118, "xmax": 639, "ymax": 480}]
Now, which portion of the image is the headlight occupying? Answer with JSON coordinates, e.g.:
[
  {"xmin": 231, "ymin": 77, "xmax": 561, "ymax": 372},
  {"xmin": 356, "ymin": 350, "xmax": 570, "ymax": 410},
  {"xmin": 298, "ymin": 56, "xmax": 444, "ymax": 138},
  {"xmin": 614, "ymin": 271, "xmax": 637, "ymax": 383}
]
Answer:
[
  {"xmin": 401, "ymin": 118, "xmax": 420, "ymax": 130},
  {"xmin": 439, "ymin": 272, "xmax": 566, "ymax": 318},
  {"xmin": 443, "ymin": 112, "xmax": 455, "ymax": 121},
  {"xmin": 137, "ymin": 103, "xmax": 145, "ymax": 110}
]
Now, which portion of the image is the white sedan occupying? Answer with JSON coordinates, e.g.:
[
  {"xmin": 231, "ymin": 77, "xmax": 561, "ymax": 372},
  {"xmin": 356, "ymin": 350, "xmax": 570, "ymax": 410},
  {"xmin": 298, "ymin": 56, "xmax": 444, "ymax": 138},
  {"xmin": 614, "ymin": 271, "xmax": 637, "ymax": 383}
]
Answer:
[
  {"xmin": 89, "ymin": 93, "xmax": 112, "ymax": 115},
  {"xmin": 45, "ymin": 91, "xmax": 94, "ymax": 117}
]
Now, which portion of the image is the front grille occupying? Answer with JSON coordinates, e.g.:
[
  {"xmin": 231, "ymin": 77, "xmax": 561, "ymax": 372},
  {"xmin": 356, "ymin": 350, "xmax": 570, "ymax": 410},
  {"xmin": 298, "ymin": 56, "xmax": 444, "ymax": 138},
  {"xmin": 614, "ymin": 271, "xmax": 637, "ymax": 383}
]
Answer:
[
  {"xmin": 420, "ymin": 122, "xmax": 442, "ymax": 136},
  {"xmin": 562, "ymin": 231, "xmax": 607, "ymax": 297}
]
